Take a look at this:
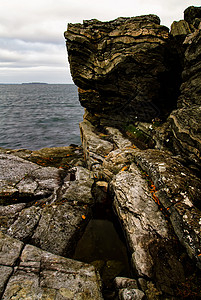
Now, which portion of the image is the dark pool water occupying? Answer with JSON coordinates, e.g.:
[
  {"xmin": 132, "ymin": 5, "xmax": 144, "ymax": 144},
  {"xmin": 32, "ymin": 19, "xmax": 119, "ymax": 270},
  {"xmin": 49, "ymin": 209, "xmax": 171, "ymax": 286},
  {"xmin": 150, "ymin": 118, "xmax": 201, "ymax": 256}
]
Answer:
[{"xmin": 73, "ymin": 218, "xmax": 131, "ymax": 290}]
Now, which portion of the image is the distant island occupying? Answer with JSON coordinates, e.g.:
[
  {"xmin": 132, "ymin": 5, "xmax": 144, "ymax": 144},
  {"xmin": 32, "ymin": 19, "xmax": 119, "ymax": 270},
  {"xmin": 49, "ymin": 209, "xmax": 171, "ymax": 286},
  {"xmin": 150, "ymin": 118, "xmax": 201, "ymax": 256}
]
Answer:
[{"xmin": 22, "ymin": 82, "xmax": 48, "ymax": 85}]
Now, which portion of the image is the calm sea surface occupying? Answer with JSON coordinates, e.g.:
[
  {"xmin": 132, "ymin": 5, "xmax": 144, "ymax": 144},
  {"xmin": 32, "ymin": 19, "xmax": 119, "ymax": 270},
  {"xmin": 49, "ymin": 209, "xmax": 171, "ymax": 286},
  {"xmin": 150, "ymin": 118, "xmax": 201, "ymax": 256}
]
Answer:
[{"xmin": 0, "ymin": 84, "xmax": 84, "ymax": 150}]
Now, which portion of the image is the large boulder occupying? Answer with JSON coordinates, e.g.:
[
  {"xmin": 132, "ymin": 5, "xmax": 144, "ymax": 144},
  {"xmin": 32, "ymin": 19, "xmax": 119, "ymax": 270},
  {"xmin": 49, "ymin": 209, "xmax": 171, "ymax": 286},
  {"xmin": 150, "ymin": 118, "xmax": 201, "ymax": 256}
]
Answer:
[{"xmin": 65, "ymin": 15, "xmax": 180, "ymax": 123}]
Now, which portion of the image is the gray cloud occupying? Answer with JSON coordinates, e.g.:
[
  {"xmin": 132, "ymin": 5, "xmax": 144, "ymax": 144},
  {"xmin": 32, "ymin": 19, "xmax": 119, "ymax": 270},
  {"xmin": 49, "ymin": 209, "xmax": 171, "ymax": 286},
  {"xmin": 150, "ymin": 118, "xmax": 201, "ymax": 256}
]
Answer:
[{"xmin": 0, "ymin": 0, "xmax": 200, "ymax": 83}]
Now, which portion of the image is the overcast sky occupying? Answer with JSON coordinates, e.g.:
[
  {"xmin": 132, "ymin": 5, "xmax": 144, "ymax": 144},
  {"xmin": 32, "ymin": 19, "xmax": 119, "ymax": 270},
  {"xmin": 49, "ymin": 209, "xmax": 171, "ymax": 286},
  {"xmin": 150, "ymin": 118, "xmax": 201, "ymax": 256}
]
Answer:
[{"xmin": 0, "ymin": 0, "xmax": 200, "ymax": 84}]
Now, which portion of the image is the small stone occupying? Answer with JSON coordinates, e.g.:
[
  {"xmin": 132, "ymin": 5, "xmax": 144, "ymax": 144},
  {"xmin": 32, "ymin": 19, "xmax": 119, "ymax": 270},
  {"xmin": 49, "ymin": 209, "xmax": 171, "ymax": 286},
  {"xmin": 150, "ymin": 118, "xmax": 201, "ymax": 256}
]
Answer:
[
  {"xmin": 119, "ymin": 288, "xmax": 145, "ymax": 300},
  {"xmin": 114, "ymin": 277, "xmax": 138, "ymax": 289}
]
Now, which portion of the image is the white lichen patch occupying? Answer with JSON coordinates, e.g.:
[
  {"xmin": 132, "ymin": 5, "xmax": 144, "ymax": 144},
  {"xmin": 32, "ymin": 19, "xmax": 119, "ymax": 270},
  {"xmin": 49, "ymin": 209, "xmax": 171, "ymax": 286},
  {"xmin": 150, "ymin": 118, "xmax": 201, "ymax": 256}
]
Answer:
[
  {"xmin": 158, "ymin": 163, "xmax": 166, "ymax": 172},
  {"xmin": 180, "ymin": 192, "xmax": 193, "ymax": 207},
  {"xmin": 183, "ymin": 197, "xmax": 193, "ymax": 207}
]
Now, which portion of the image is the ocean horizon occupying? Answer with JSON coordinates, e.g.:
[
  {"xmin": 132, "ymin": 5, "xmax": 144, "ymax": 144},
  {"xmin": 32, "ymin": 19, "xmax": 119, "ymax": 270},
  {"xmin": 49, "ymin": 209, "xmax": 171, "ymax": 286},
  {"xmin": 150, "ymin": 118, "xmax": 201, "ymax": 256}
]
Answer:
[{"xmin": 0, "ymin": 83, "xmax": 84, "ymax": 150}]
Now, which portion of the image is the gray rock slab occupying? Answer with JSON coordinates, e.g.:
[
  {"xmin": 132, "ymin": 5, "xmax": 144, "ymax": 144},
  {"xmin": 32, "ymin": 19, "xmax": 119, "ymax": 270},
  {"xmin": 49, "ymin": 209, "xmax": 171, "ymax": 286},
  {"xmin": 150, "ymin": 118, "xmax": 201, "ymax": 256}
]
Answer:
[
  {"xmin": 60, "ymin": 166, "xmax": 94, "ymax": 204},
  {"xmin": 111, "ymin": 164, "xmax": 169, "ymax": 278},
  {"xmin": 80, "ymin": 120, "xmax": 114, "ymax": 169},
  {"xmin": 114, "ymin": 277, "xmax": 138, "ymax": 289},
  {"xmin": 134, "ymin": 149, "xmax": 201, "ymax": 266},
  {"xmin": 0, "ymin": 266, "xmax": 13, "ymax": 296},
  {"xmin": 0, "ymin": 203, "xmax": 26, "ymax": 233},
  {"xmin": 0, "ymin": 232, "xmax": 24, "ymax": 266},
  {"xmin": 31, "ymin": 202, "xmax": 90, "ymax": 256},
  {"xmin": 119, "ymin": 288, "xmax": 145, "ymax": 300},
  {"xmin": 0, "ymin": 153, "xmax": 63, "ymax": 205},
  {"xmin": 2, "ymin": 243, "xmax": 103, "ymax": 300},
  {"xmin": 103, "ymin": 148, "xmax": 136, "ymax": 175},
  {"xmin": 105, "ymin": 127, "xmax": 132, "ymax": 149},
  {"xmin": 7, "ymin": 206, "xmax": 42, "ymax": 241},
  {"xmin": 111, "ymin": 163, "xmax": 185, "ymax": 294}
]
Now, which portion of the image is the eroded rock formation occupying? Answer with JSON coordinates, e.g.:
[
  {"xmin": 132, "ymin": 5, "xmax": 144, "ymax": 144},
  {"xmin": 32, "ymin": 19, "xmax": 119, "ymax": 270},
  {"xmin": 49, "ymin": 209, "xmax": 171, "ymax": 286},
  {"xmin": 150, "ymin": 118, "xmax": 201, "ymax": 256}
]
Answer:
[
  {"xmin": 65, "ymin": 15, "xmax": 180, "ymax": 123},
  {"xmin": 169, "ymin": 7, "xmax": 201, "ymax": 168}
]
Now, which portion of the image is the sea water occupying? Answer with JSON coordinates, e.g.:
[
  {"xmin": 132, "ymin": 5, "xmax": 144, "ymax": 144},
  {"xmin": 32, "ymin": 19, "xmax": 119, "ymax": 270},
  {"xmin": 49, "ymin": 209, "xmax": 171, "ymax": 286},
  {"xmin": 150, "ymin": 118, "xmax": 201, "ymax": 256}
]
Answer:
[{"xmin": 0, "ymin": 84, "xmax": 84, "ymax": 150}]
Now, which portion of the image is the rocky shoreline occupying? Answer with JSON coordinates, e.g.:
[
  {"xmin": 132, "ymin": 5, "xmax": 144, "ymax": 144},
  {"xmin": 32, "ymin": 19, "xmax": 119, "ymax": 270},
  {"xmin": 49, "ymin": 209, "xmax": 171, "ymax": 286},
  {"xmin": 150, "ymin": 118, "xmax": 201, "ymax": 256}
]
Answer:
[{"xmin": 1, "ymin": 5, "xmax": 201, "ymax": 300}]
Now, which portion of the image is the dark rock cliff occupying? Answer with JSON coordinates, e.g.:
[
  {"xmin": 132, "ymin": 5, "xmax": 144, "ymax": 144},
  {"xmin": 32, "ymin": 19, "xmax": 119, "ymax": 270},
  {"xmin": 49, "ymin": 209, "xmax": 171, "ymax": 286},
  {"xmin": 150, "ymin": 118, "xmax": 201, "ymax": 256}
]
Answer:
[
  {"xmin": 65, "ymin": 15, "xmax": 180, "ymax": 124},
  {"xmin": 169, "ymin": 6, "xmax": 201, "ymax": 169}
]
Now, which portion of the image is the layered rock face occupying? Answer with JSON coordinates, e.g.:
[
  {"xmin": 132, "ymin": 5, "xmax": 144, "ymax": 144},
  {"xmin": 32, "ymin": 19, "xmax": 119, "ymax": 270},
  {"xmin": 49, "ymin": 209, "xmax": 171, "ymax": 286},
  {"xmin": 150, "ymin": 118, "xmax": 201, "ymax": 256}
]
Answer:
[
  {"xmin": 169, "ymin": 6, "xmax": 201, "ymax": 167},
  {"xmin": 65, "ymin": 15, "xmax": 180, "ymax": 123}
]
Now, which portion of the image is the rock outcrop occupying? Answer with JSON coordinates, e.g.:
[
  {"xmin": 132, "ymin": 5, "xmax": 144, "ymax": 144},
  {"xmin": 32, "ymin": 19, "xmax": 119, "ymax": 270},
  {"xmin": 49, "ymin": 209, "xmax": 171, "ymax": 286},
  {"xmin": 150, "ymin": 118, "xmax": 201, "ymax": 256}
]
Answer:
[
  {"xmin": 169, "ymin": 7, "xmax": 201, "ymax": 168},
  {"xmin": 65, "ymin": 15, "xmax": 180, "ymax": 123},
  {"xmin": 76, "ymin": 119, "xmax": 201, "ymax": 297},
  {"xmin": 64, "ymin": 5, "xmax": 201, "ymax": 299}
]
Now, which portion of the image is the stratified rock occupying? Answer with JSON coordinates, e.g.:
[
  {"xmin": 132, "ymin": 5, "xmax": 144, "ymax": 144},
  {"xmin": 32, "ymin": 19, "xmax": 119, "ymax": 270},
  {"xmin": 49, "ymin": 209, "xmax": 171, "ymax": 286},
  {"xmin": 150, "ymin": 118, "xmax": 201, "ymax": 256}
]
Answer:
[
  {"xmin": 65, "ymin": 15, "xmax": 179, "ymax": 122},
  {"xmin": 178, "ymin": 30, "xmax": 201, "ymax": 107},
  {"xmin": 169, "ymin": 106, "xmax": 201, "ymax": 166},
  {"xmin": 168, "ymin": 24, "xmax": 201, "ymax": 166},
  {"xmin": 0, "ymin": 233, "xmax": 103, "ymax": 300}
]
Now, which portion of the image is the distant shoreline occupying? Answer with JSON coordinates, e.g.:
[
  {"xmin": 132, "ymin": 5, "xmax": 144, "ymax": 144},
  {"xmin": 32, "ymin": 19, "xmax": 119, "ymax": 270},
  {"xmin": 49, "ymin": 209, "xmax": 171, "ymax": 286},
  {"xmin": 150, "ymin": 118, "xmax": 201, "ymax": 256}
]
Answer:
[
  {"xmin": 0, "ymin": 83, "xmax": 74, "ymax": 85},
  {"xmin": 21, "ymin": 82, "xmax": 48, "ymax": 85}
]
